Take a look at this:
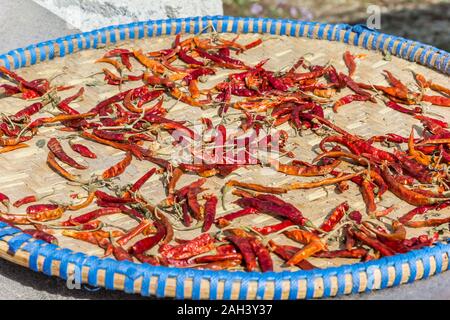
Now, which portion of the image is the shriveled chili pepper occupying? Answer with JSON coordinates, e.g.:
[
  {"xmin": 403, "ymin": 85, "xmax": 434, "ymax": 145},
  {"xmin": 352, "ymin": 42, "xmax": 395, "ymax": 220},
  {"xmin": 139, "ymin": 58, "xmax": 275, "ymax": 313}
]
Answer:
[
  {"xmin": 405, "ymin": 217, "xmax": 450, "ymax": 228},
  {"xmin": 363, "ymin": 220, "xmax": 406, "ymax": 241},
  {"xmin": 0, "ymin": 192, "xmax": 10, "ymax": 209},
  {"xmin": 271, "ymin": 158, "xmax": 341, "ymax": 177},
  {"xmin": 47, "ymin": 138, "xmax": 87, "ymax": 170},
  {"xmin": 285, "ymin": 240, "xmax": 326, "ymax": 266},
  {"xmin": 26, "ymin": 204, "xmax": 59, "ymax": 215},
  {"xmin": 225, "ymin": 234, "xmax": 257, "ymax": 271},
  {"xmin": 422, "ymin": 95, "xmax": 450, "ymax": 107},
  {"xmin": 28, "ymin": 206, "xmax": 65, "ymax": 222},
  {"xmin": 313, "ymin": 248, "xmax": 368, "ymax": 259},
  {"xmin": 102, "ymin": 151, "xmax": 132, "ymax": 179},
  {"xmin": 226, "ymin": 180, "xmax": 287, "ymax": 194},
  {"xmin": 23, "ymin": 229, "xmax": 58, "ymax": 244},
  {"xmin": 112, "ymin": 245, "xmax": 134, "ymax": 262},
  {"xmin": 129, "ymin": 168, "xmax": 157, "ymax": 194},
  {"xmin": 95, "ymin": 190, "xmax": 135, "ymax": 204},
  {"xmin": 202, "ymin": 194, "xmax": 218, "ymax": 232},
  {"xmin": 133, "ymin": 49, "xmax": 165, "ymax": 74},
  {"xmin": 399, "ymin": 202, "xmax": 450, "ymax": 224},
  {"xmin": 128, "ymin": 222, "xmax": 166, "ymax": 255},
  {"xmin": 134, "ymin": 253, "xmax": 160, "ymax": 265},
  {"xmin": 385, "ymin": 100, "xmax": 422, "ymax": 115},
  {"xmin": 380, "ymin": 165, "xmax": 448, "ymax": 206},
  {"xmin": 349, "ymin": 228, "xmax": 395, "ymax": 257},
  {"xmin": 269, "ymin": 241, "xmax": 316, "ymax": 270},
  {"xmin": 236, "ymin": 196, "xmax": 310, "ymax": 226},
  {"xmin": 343, "ymin": 51, "xmax": 357, "ymax": 77},
  {"xmin": 61, "ymin": 207, "xmax": 122, "ymax": 226},
  {"xmin": 47, "ymin": 151, "xmax": 81, "ymax": 182},
  {"xmin": 320, "ymin": 201, "xmax": 349, "ymax": 232},
  {"xmin": 215, "ymin": 207, "xmax": 258, "ymax": 228},
  {"xmin": 69, "ymin": 141, "xmax": 97, "ymax": 159},
  {"xmin": 160, "ymin": 233, "xmax": 215, "ymax": 260}
]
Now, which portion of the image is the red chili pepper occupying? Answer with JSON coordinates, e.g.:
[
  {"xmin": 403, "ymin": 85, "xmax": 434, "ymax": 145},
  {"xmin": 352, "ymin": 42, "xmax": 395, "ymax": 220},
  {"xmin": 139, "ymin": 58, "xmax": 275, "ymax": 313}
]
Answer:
[
  {"xmin": 0, "ymin": 193, "xmax": 9, "ymax": 210},
  {"xmin": 23, "ymin": 229, "xmax": 58, "ymax": 245},
  {"xmin": 69, "ymin": 142, "xmax": 97, "ymax": 159},
  {"xmin": 62, "ymin": 207, "xmax": 122, "ymax": 226},
  {"xmin": 102, "ymin": 152, "xmax": 133, "ymax": 179},
  {"xmin": 26, "ymin": 204, "xmax": 59, "ymax": 215},
  {"xmin": 160, "ymin": 233, "xmax": 215, "ymax": 260},
  {"xmin": 178, "ymin": 49, "xmax": 204, "ymax": 66},
  {"xmin": 215, "ymin": 207, "xmax": 258, "ymax": 228},
  {"xmin": 385, "ymin": 100, "xmax": 422, "ymax": 115},
  {"xmin": 235, "ymin": 196, "xmax": 310, "ymax": 226},
  {"xmin": 47, "ymin": 138, "xmax": 87, "ymax": 170},
  {"xmin": 381, "ymin": 165, "xmax": 448, "ymax": 206},
  {"xmin": 422, "ymin": 95, "xmax": 450, "ymax": 107},
  {"xmin": 95, "ymin": 190, "xmax": 135, "ymax": 204},
  {"xmin": 269, "ymin": 241, "xmax": 317, "ymax": 270},
  {"xmin": 349, "ymin": 228, "xmax": 395, "ymax": 257},
  {"xmin": 343, "ymin": 51, "xmax": 356, "ymax": 77},
  {"xmin": 313, "ymin": 248, "xmax": 368, "ymax": 259},
  {"xmin": 226, "ymin": 234, "xmax": 257, "ymax": 271},
  {"xmin": 13, "ymin": 102, "xmax": 44, "ymax": 120},
  {"xmin": 128, "ymin": 222, "xmax": 166, "ymax": 255},
  {"xmin": 249, "ymin": 238, "xmax": 273, "ymax": 272},
  {"xmin": 112, "ymin": 245, "xmax": 134, "ymax": 261},
  {"xmin": 320, "ymin": 201, "xmax": 349, "ymax": 232},
  {"xmin": 129, "ymin": 168, "xmax": 157, "ymax": 194},
  {"xmin": 194, "ymin": 253, "xmax": 242, "ymax": 264},
  {"xmin": 253, "ymin": 220, "xmax": 294, "ymax": 235},
  {"xmin": 187, "ymin": 187, "xmax": 204, "ymax": 221},
  {"xmin": 333, "ymin": 94, "xmax": 371, "ymax": 113},
  {"xmin": 202, "ymin": 194, "xmax": 218, "ymax": 232},
  {"xmin": 134, "ymin": 253, "xmax": 160, "ymax": 265}
]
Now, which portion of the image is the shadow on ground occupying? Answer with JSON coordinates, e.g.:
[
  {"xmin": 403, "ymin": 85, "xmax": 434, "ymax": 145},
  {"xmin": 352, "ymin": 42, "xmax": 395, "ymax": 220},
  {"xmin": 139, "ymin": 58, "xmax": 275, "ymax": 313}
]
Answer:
[{"xmin": 0, "ymin": 258, "xmax": 146, "ymax": 300}]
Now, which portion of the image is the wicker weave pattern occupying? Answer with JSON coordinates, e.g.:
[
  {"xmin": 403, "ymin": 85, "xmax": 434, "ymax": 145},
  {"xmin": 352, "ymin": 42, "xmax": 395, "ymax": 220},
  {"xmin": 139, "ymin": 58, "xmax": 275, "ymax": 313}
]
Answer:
[{"xmin": 0, "ymin": 16, "xmax": 449, "ymax": 299}]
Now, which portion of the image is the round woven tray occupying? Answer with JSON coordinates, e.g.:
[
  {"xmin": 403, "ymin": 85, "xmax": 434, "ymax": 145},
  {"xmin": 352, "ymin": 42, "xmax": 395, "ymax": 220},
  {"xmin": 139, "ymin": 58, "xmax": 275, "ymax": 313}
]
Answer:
[{"xmin": 0, "ymin": 16, "xmax": 449, "ymax": 300}]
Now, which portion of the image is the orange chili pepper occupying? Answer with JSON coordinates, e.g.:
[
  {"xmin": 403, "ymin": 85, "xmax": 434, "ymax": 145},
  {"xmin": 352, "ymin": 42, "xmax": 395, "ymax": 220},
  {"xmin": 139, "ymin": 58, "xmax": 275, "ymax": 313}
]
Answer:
[
  {"xmin": 133, "ymin": 49, "xmax": 165, "ymax": 74},
  {"xmin": 102, "ymin": 151, "xmax": 133, "ymax": 179},
  {"xmin": 0, "ymin": 143, "xmax": 28, "ymax": 154},
  {"xmin": 47, "ymin": 151, "xmax": 81, "ymax": 182}
]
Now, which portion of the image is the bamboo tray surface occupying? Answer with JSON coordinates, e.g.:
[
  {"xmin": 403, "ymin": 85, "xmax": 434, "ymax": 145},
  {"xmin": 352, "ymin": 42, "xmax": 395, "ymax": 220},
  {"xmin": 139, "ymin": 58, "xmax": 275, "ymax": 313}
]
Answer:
[{"xmin": 0, "ymin": 16, "xmax": 449, "ymax": 299}]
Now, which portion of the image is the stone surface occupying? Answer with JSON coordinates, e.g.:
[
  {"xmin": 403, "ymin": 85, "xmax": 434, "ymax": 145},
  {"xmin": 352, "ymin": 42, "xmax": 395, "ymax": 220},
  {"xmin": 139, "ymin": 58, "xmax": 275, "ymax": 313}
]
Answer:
[
  {"xmin": 33, "ymin": 0, "xmax": 224, "ymax": 32},
  {"xmin": 0, "ymin": 0, "xmax": 80, "ymax": 54},
  {"xmin": 1, "ymin": 0, "xmax": 449, "ymax": 300}
]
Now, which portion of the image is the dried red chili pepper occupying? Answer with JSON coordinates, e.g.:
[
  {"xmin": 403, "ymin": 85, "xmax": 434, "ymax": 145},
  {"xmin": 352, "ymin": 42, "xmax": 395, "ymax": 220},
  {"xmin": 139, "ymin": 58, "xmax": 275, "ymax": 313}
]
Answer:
[
  {"xmin": 23, "ymin": 229, "xmax": 58, "ymax": 244},
  {"xmin": 128, "ymin": 222, "xmax": 166, "ymax": 255},
  {"xmin": 349, "ymin": 228, "xmax": 395, "ymax": 257},
  {"xmin": 61, "ymin": 207, "xmax": 122, "ymax": 226},
  {"xmin": 225, "ymin": 234, "xmax": 257, "ymax": 271},
  {"xmin": 69, "ymin": 142, "xmax": 97, "ymax": 159},
  {"xmin": 102, "ymin": 151, "xmax": 133, "ymax": 179},
  {"xmin": 160, "ymin": 233, "xmax": 215, "ymax": 260},
  {"xmin": 320, "ymin": 201, "xmax": 349, "ymax": 232},
  {"xmin": 201, "ymin": 194, "xmax": 218, "ymax": 232},
  {"xmin": 47, "ymin": 138, "xmax": 87, "ymax": 170},
  {"xmin": 381, "ymin": 165, "xmax": 448, "ymax": 206},
  {"xmin": 215, "ymin": 207, "xmax": 258, "ymax": 228},
  {"xmin": 47, "ymin": 151, "xmax": 81, "ymax": 182},
  {"xmin": 269, "ymin": 241, "xmax": 317, "ymax": 270},
  {"xmin": 343, "ymin": 51, "xmax": 357, "ymax": 77},
  {"xmin": 236, "ymin": 196, "xmax": 310, "ymax": 226}
]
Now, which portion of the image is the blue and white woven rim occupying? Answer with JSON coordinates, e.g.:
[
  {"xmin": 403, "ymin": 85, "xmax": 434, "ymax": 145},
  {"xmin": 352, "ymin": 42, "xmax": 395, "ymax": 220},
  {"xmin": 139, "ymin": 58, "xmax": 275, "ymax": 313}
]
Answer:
[{"xmin": 0, "ymin": 15, "xmax": 449, "ymax": 300}]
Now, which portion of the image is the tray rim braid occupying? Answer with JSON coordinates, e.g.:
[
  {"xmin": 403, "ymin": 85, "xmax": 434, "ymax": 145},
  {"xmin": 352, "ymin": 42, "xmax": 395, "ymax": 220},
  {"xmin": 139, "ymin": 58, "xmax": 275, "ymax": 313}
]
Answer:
[{"xmin": 0, "ymin": 15, "xmax": 449, "ymax": 300}]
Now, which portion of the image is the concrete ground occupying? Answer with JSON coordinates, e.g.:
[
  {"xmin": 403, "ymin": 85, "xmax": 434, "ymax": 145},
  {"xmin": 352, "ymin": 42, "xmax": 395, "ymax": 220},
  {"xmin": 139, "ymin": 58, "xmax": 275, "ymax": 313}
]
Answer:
[{"xmin": 0, "ymin": 0, "xmax": 449, "ymax": 300}]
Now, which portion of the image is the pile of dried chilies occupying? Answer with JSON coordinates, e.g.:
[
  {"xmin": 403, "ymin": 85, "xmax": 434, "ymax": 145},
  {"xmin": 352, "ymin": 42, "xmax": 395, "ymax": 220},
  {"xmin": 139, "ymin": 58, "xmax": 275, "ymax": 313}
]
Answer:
[{"xmin": 0, "ymin": 32, "xmax": 448, "ymax": 272}]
